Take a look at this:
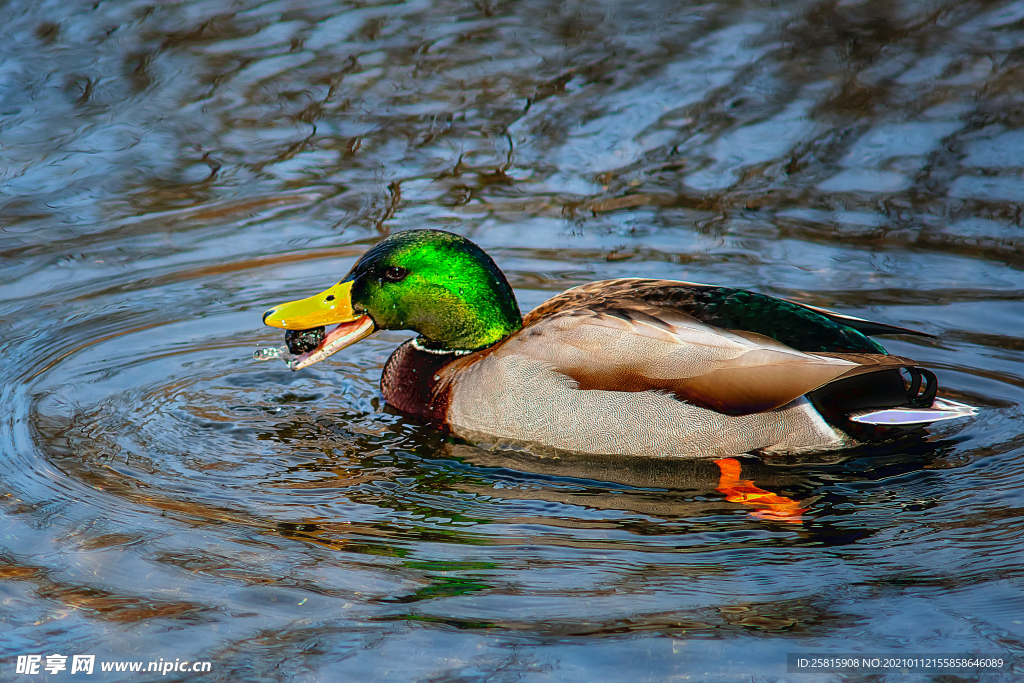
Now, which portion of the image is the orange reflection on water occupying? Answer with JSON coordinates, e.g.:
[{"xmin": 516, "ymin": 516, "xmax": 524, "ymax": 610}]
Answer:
[{"xmin": 714, "ymin": 458, "xmax": 807, "ymax": 523}]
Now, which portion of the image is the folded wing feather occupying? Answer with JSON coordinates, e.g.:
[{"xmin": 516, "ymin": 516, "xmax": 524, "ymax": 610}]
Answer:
[{"xmin": 496, "ymin": 305, "xmax": 898, "ymax": 416}]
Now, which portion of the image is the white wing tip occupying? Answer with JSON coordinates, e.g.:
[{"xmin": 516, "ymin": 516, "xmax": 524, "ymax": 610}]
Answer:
[{"xmin": 849, "ymin": 397, "xmax": 978, "ymax": 426}]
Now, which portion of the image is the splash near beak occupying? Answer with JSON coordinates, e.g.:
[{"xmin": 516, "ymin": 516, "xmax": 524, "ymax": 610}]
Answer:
[{"xmin": 262, "ymin": 281, "xmax": 375, "ymax": 370}]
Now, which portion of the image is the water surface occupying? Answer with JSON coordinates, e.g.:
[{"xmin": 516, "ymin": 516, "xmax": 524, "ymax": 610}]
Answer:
[{"xmin": 2, "ymin": 0, "xmax": 1024, "ymax": 680}]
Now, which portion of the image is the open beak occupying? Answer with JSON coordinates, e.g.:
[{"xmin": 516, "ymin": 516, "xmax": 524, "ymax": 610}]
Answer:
[{"xmin": 262, "ymin": 280, "xmax": 375, "ymax": 370}]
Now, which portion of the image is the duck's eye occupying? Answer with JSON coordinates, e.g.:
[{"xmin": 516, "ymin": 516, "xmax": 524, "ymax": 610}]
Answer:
[{"xmin": 382, "ymin": 266, "xmax": 409, "ymax": 283}]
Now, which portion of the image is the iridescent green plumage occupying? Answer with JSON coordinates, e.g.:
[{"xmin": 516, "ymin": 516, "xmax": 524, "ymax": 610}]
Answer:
[
  {"xmin": 640, "ymin": 285, "xmax": 888, "ymax": 354},
  {"xmin": 344, "ymin": 230, "xmax": 522, "ymax": 352}
]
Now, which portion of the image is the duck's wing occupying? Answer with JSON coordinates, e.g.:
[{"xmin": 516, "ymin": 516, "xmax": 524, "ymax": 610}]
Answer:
[
  {"xmin": 779, "ymin": 300, "xmax": 935, "ymax": 339},
  {"xmin": 525, "ymin": 278, "xmax": 930, "ymax": 353},
  {"xmin": 507, "ymin": 279, "xmax": 917, "ymax": 417}
]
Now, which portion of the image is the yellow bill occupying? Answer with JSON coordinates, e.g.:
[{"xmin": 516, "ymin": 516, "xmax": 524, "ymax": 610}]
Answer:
[
  {"xmin": 262, "ymin": 281, "xmax": 375, "ymax": 370},
  {"xmin": 262, "ymin": 281, "xmax": 360, "ymax": 330}
]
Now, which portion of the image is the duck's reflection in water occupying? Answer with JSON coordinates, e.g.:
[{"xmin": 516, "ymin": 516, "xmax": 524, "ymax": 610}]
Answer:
[{"xmin": 443, "ymin": 443, "xmax": 859, "ymax": 524}]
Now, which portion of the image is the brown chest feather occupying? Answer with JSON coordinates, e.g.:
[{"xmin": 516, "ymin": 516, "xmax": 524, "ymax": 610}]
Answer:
[{"xmin": 380, "ymin": 341, "xmax": 459, "ymax": 423}]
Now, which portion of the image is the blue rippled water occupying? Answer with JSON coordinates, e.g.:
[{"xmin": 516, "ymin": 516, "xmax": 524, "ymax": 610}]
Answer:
[{"xmin": 1, "ymin": 0, "xmax": 1023, "ymax": 681}]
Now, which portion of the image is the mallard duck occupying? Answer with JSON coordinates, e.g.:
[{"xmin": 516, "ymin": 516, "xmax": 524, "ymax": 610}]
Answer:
[{"xmin": 260, "ymin": 229, "xmax": 975, "ymax": 458}]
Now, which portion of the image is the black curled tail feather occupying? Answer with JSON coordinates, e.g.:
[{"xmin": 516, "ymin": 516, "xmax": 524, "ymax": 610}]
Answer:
[
  {"xmin": 905, "ymin": 367, "xmax": 938, "ymax": 408},
  {"xmin": 806, "ymin": 367, "xmax": 940, "ymax": 442}
]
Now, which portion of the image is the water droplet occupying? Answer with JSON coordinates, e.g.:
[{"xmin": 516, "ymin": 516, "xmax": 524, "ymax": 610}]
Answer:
[
  {"xmin": 253, "ymin": 346, "xmax": 298, "ymax": 365},
  {"xmin": 253, "ymin": 347, "xmax": 282, "ymax": 361}
]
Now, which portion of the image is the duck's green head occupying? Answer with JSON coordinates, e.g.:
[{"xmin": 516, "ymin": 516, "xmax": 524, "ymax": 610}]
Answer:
[{"xmin": 262, "ymin": 230, "xmax": 523, "ymax": 369}]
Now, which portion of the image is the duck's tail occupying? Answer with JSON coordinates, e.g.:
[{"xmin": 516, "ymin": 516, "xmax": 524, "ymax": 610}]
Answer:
[
  {"xmin": 806, "ymin": 364, "xmax": 977, "ymax": 442},
  {"xmin": 840, "ymin": 396, "xmax": 978, "ymax": 442},
  {"xmin": 849, "ymin": 397, "xmax": 978, "ymax": 427}
]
